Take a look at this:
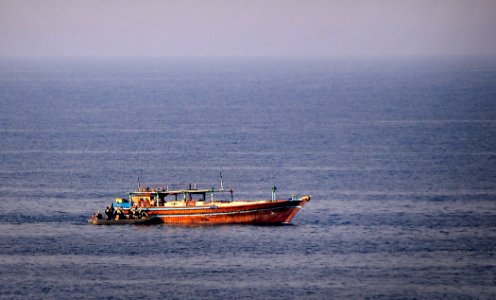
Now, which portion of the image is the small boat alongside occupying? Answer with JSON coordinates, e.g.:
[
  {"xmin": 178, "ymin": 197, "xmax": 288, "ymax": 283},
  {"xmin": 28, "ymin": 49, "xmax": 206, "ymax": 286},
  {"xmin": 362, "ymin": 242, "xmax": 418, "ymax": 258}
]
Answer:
[
  {"xmin": 88, "ymin": 215, "xmax": 162, "ymax": 225},
  {"xmin": 89, "ymin": 183, "xmax": 311, "ymax": 225}
]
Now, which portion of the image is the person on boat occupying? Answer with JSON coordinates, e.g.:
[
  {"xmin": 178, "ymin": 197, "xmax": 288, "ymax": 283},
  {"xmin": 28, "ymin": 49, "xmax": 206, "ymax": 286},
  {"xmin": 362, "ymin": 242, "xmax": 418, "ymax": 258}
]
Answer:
[
  {"xmin": 106, "ymin": 204, "xmax": 115, "ymax": 220},
  {"xmin": 114, "ymin": 208, "xmax": 123, "ymax": 220},
  {"xmin": 137, "ymin": 209, "xmax": 148, "ymax": 219},
  {"xmin": 96, "ymin": 210, "xmax": 102, "ymax": 220},
  {"xmin": 105, "ymin": 206, "xmax": 112, "ymax": 220}
]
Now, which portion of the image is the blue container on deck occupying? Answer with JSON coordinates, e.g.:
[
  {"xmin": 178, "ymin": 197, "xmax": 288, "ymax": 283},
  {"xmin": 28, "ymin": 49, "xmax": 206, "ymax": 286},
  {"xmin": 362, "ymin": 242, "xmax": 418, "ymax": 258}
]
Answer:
[{"xmin": 114, "ymin": 198, "xmax": 131, "ymax": 208}]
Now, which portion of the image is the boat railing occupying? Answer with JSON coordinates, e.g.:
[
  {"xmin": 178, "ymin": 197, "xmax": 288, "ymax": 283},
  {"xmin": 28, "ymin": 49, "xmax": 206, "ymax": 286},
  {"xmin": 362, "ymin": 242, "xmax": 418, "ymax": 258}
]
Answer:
[
  {"xmin": 135, "ymin": 182, "xmax": 223, "ymax": 192},
  {"xmin": 130, "ymin": 183, "xmax": 307, "ymax": 202},
  {"xmin": 134, "ymin": 182, "xmax": 236, "ymax": 194}
]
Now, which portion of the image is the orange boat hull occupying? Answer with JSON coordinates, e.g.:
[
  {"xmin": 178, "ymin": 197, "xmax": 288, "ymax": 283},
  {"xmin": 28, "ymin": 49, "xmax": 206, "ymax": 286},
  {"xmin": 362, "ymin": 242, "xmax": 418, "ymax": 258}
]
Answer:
[{"xmin": 134, "ymin": 198, "xmax": 310, "ymax": 225}]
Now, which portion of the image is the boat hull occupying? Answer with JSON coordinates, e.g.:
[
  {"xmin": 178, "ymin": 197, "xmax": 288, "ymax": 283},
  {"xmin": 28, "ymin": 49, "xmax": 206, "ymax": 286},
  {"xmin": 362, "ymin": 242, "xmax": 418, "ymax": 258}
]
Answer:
[
  {"xmin": 142, "ymin": 198, "xmax": 309, "ymax": 225},
  {"xmin": 88, "ymin": 216, "xmax": 161, "ymax": 225}
]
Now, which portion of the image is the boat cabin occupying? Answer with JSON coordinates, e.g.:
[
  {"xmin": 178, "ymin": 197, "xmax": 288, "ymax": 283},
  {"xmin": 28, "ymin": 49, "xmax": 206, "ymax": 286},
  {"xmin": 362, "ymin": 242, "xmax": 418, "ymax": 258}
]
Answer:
[{"xmin": 112, "ymin": 186, "xmax": 229, "ymax": 208}]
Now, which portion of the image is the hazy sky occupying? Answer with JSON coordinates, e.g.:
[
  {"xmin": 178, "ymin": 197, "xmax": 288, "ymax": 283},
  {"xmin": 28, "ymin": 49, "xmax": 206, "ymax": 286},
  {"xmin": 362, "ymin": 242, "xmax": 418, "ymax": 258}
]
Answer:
[{"xmin": 1, "ymin": 0, "xmax": 496, "ymax": 58}]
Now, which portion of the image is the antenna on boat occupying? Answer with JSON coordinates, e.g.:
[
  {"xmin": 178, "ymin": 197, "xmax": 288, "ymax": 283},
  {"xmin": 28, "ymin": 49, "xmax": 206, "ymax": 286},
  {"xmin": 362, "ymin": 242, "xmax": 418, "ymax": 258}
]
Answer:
[
  {"xmin": 219, "ymin": 172, "xmax": 224, "ymax": 192},
  {"xmin": 137, "ymin": 169, "xmax": 143, "ymax": 189}
]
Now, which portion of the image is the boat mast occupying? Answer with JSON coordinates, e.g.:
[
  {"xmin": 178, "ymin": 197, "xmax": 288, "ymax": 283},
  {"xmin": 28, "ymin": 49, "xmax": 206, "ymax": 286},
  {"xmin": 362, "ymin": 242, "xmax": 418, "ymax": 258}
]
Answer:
[{"xmin": 219, "ymin": 172, "xmax": 224, "ymax": 192}]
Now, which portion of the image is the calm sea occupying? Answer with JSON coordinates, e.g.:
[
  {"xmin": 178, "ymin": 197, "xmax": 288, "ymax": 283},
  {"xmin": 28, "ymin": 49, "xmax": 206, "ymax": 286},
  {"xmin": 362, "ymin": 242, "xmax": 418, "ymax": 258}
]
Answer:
[{"xmin": 0, "ymin": 57, "xmax": 495, "ymax": 299}]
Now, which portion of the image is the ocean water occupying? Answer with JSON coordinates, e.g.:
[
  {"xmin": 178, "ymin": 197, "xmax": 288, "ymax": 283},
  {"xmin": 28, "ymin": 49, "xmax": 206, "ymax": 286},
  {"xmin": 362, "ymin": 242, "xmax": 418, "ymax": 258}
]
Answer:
[{"xmin": 0, "ymin": 57, "xmax": 495, "ymax": 299}]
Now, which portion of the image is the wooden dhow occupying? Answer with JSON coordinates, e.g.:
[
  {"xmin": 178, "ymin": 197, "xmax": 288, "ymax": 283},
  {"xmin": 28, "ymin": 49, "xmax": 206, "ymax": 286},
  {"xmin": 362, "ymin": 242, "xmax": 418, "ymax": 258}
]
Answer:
[{"xmin": 89, "ymin": 184, "xmax": 311, "ymax": 225}]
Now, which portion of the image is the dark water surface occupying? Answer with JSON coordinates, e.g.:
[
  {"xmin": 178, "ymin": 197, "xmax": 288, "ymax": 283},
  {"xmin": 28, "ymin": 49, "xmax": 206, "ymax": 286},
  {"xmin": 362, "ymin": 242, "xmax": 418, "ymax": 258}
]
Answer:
[{"xmin": 0, "ymin": 57, "xmax": 495, "ymax": 299}]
